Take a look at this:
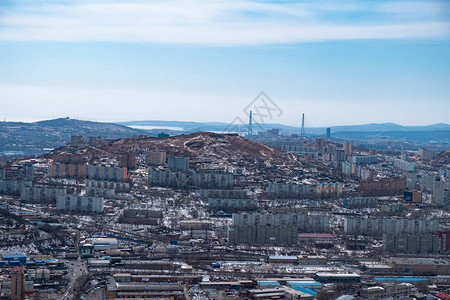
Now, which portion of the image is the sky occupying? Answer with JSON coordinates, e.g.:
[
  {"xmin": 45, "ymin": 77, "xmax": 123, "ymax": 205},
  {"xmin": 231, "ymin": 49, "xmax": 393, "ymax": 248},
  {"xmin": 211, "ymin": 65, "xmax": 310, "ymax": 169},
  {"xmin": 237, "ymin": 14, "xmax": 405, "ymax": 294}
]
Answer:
[{"xmin": 0, "ymin": 0, "xmax": 449, "ymax": 127}]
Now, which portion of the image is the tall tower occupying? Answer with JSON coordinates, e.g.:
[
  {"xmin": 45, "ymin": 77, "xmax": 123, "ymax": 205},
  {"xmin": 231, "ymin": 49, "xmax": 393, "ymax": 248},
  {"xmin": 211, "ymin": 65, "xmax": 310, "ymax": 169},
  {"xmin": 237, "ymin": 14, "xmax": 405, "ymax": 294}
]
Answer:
[
  {"xmin": 248, "ymin": 110, "xmax": 253, "ymax": 137},
  {"xmin": 300, "ymin": 113, "xmax": 305, "ymax": 137},
  {"xmin": 11, "ymin": 266, "xmax": 24, "ymax": 300}
]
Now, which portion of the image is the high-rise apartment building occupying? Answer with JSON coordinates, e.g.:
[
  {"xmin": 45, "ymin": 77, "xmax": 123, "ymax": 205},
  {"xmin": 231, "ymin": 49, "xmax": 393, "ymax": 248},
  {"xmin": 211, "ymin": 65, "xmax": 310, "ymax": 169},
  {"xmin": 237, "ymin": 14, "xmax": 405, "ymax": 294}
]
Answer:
[
  {"xmin": 343, "ymin": 142, "xmax": 352, "ymax": 156},
  {"xmin": 11, "ymin": 266, "xmax": 24, "ymax": 300},
  {"xmin": 432, "ymin": 175, "xmax": 446, "ymax": 206}
]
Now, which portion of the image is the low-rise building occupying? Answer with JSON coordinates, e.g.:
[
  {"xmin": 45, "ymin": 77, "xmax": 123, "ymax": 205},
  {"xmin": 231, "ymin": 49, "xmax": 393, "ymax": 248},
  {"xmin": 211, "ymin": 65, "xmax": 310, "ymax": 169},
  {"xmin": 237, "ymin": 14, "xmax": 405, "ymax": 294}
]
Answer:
[
  {"xmin": 381, "ymin": 257, "xmax": 450, "ymax": 275},
  {"xmin": 83, "ymin": 237, "xmax": 119, "ymax": 250},
  {"xmin": 359, "ymin": 283, "xmax": 415, "ymax": 300},
  {"xmin": 268, "ymin": 256, "xmax": 298, "ymax": 264},
  {"xmin": 298, "ymin": 233, "xmax": 336, "ymax": 245},
  {"xmin": 208, "ymin": 198, "xmax": 257, "ymax": 212},
  {"xmin": 315, "ymin": 273, "xmax": 361, "ymax": 283},
  {"xmin": 179, "ymin": 220, "xmax": 213, "ymax": 231},
  {"xmin": 297, "ymin": 255, "xmax": 327, "ymax": 265},
  {"xmin": 107, "ymin": 278, "xmax": 184, "ymax": 299}
]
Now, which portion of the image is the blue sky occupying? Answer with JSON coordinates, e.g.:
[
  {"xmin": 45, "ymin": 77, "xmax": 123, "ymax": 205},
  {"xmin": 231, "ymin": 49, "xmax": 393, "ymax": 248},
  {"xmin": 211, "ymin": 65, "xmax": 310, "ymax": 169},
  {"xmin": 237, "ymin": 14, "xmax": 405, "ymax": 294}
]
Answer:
[{"xmin": 0, "ymin": 0, "xmax": 449, "ymax": 127}]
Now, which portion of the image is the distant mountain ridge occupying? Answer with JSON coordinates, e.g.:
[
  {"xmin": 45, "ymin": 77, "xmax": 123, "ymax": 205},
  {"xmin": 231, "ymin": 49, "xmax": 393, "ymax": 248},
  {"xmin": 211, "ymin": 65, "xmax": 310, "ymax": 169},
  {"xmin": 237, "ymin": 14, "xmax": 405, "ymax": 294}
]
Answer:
[
  {"xmin": 119, "ymin": 120, "xmax": 450, "ymax": 133},
  {"xmin": 330, "ymin": 130, "xmax": 450, "ymax": 144},
  {"xmin": 1, "ymin": 118, "xmax": 449, "ymax": 158},
  {"xmin": 36, "ymin": 117, "xmax": 145, "ymax": 135}
]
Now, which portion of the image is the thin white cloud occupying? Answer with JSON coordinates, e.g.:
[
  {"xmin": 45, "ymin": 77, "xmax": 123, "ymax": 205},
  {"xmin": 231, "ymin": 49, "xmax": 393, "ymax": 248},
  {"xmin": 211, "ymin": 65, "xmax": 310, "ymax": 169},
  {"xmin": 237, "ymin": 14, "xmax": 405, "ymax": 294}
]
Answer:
[{"xmin": 0, "ymin": 0, "xmax": 449, "ymax": 45}]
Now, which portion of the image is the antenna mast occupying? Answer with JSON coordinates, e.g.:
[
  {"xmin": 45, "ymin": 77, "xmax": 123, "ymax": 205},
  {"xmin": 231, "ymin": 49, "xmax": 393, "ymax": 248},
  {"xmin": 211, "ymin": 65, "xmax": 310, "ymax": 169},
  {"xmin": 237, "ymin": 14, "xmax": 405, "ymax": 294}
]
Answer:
[
  {"xmin": 248, "ymin": 110, "xmax": 253, "ymax": 137},
  {"xmin": 300, "ymin": 113, "xmax": 305, "ymax": 137}
]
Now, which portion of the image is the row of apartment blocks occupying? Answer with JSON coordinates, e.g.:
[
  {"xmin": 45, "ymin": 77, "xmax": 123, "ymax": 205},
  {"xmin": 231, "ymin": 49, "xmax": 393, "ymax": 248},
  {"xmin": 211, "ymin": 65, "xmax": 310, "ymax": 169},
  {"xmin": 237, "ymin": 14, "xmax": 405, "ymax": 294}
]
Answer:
[
  {"xmin": 267, "ymin": 183, "xmax": 343, "ymax": 198},
  {"xmin": 359, "ymin": 177, "xmax": 406, "ymax": 196},
  {"xmin": 70, "ymin": 135, "xmax": 103, "ymax": 147},
  {"xmin": 148, "ymin": 170, "xmax": 234, "ymax": 189},
  {"xmin": 208, "ymin": 198, "xmax": 258, "ymax": 212},
  {"xmin": 344, "ymin": 217, "xmax": 440, "ymax": 236},
  {"xmin": 20, "ymin": 185, "xmax": 67, "ymax": 204},
  {"xmin": 56, "ymin": 195, "xmax": 103, "ymax": 213},
  {"xmin": 228, "ymin": 213, "xmax": 330, "ymax": 245},
  {"xmin": 340, "ymin": 162, "xmax": 379, "ymax": 179},
  {"xmin": 342, "ymin": 195, "xmax": 423, "ymax": 208},
  {"xmin": 0, "ymin": 179, "xmax": 27, "ymax": 196},
  {"xmin": 49, "ymin": 163, "xmax": 127, "ymax": 181},
  {"xmin": 322, "ymin": 153, "xmax": 378, "ymax": 165},
  {"xmin": 1, "ymin": 178, "xmax": 127, "ymax": 207},
  {"xmin": 21, "ymin": 180, "xmax": 128, "ymax": 204},
  {"xmin": 53, "ymin": 151, "xmax": 136, "ymax": 169},
  {"xmin": 281, "ymin": 141, "xmax": 380, "ymax": 167},
  {"xmin": 86, "ymin": 180, "xmax": 130, "ymax": 192},
  {"xmin": 145, "ymin": 153, "xmax": 189, "ymax": 170},
  {"xmin": 405, "ymin": 172, "xmax": 450, "ymax": 206},
  {"xmin": 383, "ymin": 231, "xmax": 450, "ymax": 254},
  {"xmin": 342, "ymin": 197, "xmax": 378, "ymax": 208},
  {"xmin": 0, "ymin": 163, "xmax": 34, "ymax": 181},
  {"xmin": 1, "ymin": 180, "xmax": 69, "ymax": 204}
]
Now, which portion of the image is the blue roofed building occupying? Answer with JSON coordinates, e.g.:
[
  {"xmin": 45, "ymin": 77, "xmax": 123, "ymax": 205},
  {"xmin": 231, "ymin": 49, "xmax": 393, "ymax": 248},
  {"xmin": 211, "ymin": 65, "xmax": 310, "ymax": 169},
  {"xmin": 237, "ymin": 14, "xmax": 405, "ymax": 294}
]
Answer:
[
  {"xmin": 2, "ymin": 254, "xmax": 26, "ymax": 264},
  {"xmin": 287, "ymin": 281, "xmax": 323, "ymax": 290},
  {"xmin": 257, "ymin": 281, "xmax": 281, "ymax": 288},
  {"xmin": 291, "ymin": 286, "xmax": 318, "ymax": 296}
]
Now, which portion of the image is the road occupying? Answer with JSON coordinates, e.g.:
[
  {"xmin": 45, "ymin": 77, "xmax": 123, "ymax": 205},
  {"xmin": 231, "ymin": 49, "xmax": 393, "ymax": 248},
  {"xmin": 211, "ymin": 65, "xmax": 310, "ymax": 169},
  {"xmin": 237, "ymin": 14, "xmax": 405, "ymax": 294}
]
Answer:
[{"xmin": 55, "ymin": 258, "xmax": 88, "ymax": 300}]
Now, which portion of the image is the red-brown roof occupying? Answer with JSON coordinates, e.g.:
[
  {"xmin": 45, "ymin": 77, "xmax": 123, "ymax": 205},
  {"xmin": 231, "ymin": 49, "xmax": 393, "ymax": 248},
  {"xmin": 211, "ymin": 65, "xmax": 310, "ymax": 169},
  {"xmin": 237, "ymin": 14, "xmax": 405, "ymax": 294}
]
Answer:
[{"xmin": 11, "ymin": 266, "xmax": 24, "ymax": 274}]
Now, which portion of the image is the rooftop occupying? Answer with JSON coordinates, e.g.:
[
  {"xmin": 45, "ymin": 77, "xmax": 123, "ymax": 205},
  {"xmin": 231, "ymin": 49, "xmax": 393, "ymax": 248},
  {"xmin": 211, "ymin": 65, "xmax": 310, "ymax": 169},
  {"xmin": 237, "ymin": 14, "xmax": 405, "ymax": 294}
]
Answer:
[
  {"xmin": 387, "ymin": 257, "xmax": 450, "ymax": 265},
  {"xmin": 298, "ymin": 233, "xmax": 334, "ymax": 238},
  {"xmin": 269, "ymin": 256, "xmax": 298, "ymax": 260},
  {"xmin": 3, "ymin": 254, "xmax": 26, "ymax": 258},
  {"xmin": 257, "ymin": 281, "xmax": 281, "ymax": 286},
  {"xmin": 316, "ymin": 273, "xmax": 360, "ymax": 278}
]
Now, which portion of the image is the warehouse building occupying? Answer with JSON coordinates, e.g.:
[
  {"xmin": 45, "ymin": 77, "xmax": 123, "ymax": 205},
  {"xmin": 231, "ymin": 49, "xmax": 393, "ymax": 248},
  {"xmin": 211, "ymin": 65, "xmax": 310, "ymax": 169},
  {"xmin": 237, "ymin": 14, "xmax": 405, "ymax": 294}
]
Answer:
[
  {"xmin": 359, "ymin": 283, "xmax": 415, "ymax": 300},
  {"xmin": 381, "ymin": 257, "xmax": 450, "ymax": 275}
]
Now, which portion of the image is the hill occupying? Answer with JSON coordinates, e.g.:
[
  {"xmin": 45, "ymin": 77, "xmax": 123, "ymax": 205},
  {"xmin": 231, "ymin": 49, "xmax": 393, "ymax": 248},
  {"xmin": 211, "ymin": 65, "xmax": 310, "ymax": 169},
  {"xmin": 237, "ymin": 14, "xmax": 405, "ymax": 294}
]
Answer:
[
  {"xmin": 0, "ymin": 118, "xmax": 145, "ymax": 157},
  {"xmin": 59, "ymin": 131, "xmax": 299, "ymax": 171},
  {"xmin": 49, "ymin": 131, "xmax": 327, "ymax": 177}
]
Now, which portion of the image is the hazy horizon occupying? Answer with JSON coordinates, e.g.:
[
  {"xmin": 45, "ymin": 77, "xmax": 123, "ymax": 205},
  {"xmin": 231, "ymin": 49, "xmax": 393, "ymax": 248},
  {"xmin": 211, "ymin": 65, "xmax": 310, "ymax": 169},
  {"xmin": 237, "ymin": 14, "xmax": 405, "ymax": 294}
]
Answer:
[{"xmin": 2, "ymin": 116, "xmax": 449, "ymax": 130}]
